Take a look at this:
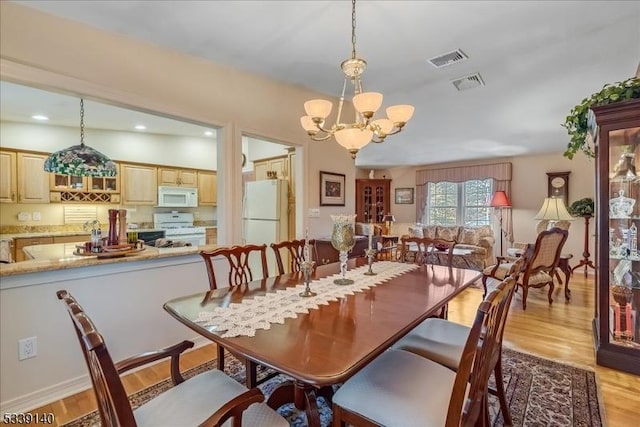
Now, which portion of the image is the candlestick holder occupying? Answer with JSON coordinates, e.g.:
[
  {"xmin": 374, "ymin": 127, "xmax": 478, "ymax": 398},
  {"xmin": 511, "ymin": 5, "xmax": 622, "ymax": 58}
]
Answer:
[
  {"xmin": 364, "ymin": 248, "xmax": 377, "ymax": 276},
  {"xmin": 298, "ymin": 259, "xmax": 317, "ymax": 297}
]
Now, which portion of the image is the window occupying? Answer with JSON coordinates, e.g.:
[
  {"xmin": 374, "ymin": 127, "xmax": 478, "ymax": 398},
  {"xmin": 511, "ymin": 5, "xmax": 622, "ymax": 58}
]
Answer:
[{"xmin": 422, "ymin": 179, "xmax": 493, "ymax": 226}]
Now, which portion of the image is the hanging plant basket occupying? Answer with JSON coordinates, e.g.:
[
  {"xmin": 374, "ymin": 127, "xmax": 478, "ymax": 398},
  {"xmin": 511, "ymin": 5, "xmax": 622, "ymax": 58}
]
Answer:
[{"xmin": 562, "ymin": 77, "xmax": 640, "ymax": 160}]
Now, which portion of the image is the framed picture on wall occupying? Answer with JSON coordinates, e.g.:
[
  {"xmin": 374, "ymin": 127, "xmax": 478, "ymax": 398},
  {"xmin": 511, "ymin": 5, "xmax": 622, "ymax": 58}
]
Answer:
[
  {"xmin": 395, "ymin": 188, "xmax": 414, "ymax": 204},
  {"xmin": 320, "ymin": 171, "xmax": 346, "ymax": 206}
]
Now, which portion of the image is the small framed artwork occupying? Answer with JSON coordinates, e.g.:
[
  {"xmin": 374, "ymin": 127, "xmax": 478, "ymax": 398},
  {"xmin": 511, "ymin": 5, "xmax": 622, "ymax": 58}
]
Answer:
[
  {"xmin": 395, "ymin": 187, "xmax": 414, "ymax": 204},
  {"xmin": 320, "ymin": 171, "xmax": 346, "ymax": 206}
]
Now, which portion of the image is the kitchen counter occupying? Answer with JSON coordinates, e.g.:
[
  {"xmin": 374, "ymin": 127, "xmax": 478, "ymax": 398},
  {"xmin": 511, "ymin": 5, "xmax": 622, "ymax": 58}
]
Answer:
[
  {"xmin": 0, "ymin": 230, "xmax": 91, "ymax": 240},
  {"xmin": 0, "ymin": 242, "xmax": 219, "ymax": 277}
]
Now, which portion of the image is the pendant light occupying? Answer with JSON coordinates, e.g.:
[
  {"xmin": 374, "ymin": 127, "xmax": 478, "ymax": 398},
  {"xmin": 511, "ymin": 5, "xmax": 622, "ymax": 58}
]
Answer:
[{"xmin": 44, "ymin": 99, "xmax": 117, "ymax": 177}]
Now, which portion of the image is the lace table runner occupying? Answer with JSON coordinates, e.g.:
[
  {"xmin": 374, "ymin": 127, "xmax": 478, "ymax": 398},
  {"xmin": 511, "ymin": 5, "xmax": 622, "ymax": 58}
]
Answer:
[{"xmin": 196, "ymin": 261, "xmax": 419, "ymax": 338}]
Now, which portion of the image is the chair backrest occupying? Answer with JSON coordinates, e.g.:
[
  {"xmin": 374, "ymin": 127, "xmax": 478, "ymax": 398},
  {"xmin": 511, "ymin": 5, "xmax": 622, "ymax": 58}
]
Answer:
[
  {"xmin": 535, "ymin": 219, "xmax": 571, "ymax": 234},
  {"xmin": 270, "ymin": 239, "xmax": 317, "ymax": 275},
  {"xmin": 200, "ymin": 244, "xmax": 268, "ymax": 290},
  {"xmin": 57, "ymin": 290, "xmax": 136, "ymax": 426},
  {"xmin": 445, "ymin": 276, "xmax": 517, "ymax": 427},
  {"xmin": 400, "ymin": 236, "xmax": 456, "ymax": 266},
  {"xmin": 524, "ymin": 227, "xmax": 568, "ymax": 276}
]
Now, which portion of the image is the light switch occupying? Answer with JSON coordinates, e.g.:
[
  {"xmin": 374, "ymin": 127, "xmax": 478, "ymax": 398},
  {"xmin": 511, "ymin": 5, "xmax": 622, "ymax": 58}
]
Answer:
[
  {"xmin": 308, "ymin": 208, "xmax": 320, "ymax": 218},
  {"xmin": 18, "ymin": 212, "xmax": 30, "ymax": 221}
]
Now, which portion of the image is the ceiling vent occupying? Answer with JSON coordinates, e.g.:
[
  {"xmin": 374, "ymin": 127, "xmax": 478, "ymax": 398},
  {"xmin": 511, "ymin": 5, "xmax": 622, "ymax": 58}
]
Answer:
[
  {"xmin": 427, "ymin": 49, "xmax": 468, "ymax": 68},
  {"xmin": 451, "ymin": 73, "xmax": 485, "ymax": 91}
]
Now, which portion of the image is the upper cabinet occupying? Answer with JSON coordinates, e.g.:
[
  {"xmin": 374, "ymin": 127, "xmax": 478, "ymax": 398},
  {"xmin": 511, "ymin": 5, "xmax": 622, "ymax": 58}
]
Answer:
[
  {"xmin": 17, "ymin": 152, "xmax": 50, "ymax": 203},
  {"xmin": 254, "ymin": 155, "xmax": 288, "ymax": 180},
  {"xmin": 48, "ymin": 164, "xmax": 120, "ymax": 203},
  {"xmin": 121, "ymin": 163, "xmax": 158, "ymax": 205},
  {"xmin": 0, "ymin": 150, "xmax": 17, "ymax": 203},
  {"xmin": 158, "ymin": 167, "xmax": 198, "ymax": 187},
  {"xmin": 198, "ymin": 171, "xmax": 217, "ymax": 206}
]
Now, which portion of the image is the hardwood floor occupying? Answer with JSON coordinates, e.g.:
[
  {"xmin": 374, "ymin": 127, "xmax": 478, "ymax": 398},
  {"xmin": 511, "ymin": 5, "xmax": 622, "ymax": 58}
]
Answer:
[{"xmin": 10, "ymin": 274, "xmax": 640, "ymax": 426}]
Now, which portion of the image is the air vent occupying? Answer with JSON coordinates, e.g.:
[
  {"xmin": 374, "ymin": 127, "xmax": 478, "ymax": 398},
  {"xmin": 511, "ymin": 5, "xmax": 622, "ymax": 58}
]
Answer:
[
  {"xmin": 451, "ymin": 73, "xmax": 485, "ymax": 91},
  {"xmin": 427, "ymin": 49, "xmax": 468, "ymax": 68}
]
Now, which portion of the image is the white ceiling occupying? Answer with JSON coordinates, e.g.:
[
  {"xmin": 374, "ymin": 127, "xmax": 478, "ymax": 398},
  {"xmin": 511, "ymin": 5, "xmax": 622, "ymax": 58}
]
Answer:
[{"xmin": 8, "ymin": 0, "xmax": 640, "ymax": 168}]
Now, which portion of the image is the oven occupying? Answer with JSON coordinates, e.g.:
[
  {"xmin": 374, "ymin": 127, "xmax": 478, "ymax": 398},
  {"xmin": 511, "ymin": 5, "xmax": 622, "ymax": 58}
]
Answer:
[{"xmin": 153, "ymin": 212, "xmax": 206, "ymax": 247}]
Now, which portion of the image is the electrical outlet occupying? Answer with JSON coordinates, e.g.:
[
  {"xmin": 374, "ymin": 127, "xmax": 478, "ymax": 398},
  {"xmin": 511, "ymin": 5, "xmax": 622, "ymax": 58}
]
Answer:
[
  {"xmin": 308, "ymin": 208, "xmax": 320, "ymax": 218},
  {"xmin": 17, "ymin": 212, "xmax": 30, "ymax": 222},
  {"xmin": 18, "ymin": 336, "xmax": 37, "ymax": 360},
  {"xmin": 33, "ymin": 212, "xmax": 41, "ymax": 221}
]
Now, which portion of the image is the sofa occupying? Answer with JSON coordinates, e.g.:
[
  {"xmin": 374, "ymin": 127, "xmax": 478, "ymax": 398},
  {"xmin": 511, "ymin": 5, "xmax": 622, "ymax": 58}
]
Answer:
[{"xmin": 402, "ymin": 224, "xmax": 495, "ymax": 270}]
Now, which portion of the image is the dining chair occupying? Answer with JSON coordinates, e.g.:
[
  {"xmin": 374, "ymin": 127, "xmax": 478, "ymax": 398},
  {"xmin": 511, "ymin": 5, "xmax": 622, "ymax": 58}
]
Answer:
[
  {"xmin": 400, "ymin": 236, "xmax": 456, "ymax": 267},
  {"xmin": 392, "ymin": 259, "xmax": 524, "ymax": 426},
  {"xmin": 200, "ymin": 244, "xmax": 269, "ymax": 388},
  {"xmin": 270, "ymin": 238, "xmax": 317, "ymax": 275},
  {"xmin": 332, "ymin": 276, "xmax": 517, "ymax": 427},
  {"xmin": 483, "ymin": 227, "xmax": 568, "ymax": 309},
  {"xmin": 56, "ymin": 290, "xmax": 287, "ymax": 427}
]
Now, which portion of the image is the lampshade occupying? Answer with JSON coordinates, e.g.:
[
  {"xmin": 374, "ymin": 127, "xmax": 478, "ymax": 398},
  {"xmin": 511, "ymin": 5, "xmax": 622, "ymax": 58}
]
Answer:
[
  {"xmin": 534, "ymin": 197, "xmax": 574, "ymax": 221},
  {"xmin": 43, "ymin": 99, "xmax": 117, "ymax": 177},
  {"xmin": 353, "ymin": 92, "xmax": 383, "ymax": 117},
  {"xmin": 489, "ymin": 191, "xmax": 511, "ymax": 208},
  {"xmin": 382, "ymin": 214, "xmax": 396, "ymax": 223},
  {"xmin": 334, "ymin": 128, "xmax": 373, "ymax": 151},
  {"xmin": 386, "ymin": 105, "xmax": 415, "ymax": 124},
  {"xmin": 304, "ymin": 99, "xmax": 333, "ymax": 120}
]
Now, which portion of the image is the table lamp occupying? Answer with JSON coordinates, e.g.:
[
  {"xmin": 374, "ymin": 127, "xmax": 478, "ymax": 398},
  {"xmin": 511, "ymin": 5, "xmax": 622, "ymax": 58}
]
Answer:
[
  {"xmin": 382, "ymin": 213, "xmax": 396, "ymax": 235},
  {"xmin": 490, "ymin": 191, "xmax": 512, "ymax": 255},
  {"xmin": 534, "ymin": 197, "xmax": 574, "ymax": 225}
]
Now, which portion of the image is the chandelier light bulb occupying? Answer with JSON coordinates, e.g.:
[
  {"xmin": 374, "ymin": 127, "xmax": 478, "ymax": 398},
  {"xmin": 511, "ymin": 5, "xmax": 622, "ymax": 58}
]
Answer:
[
  {"xmin": 386, "ymin": 105, "xmax": 415, "ymax": 125},
  {"xmin": 304, "ymin": 99, "xmax": 333, "ymax": 120},
  {"xmin": 335, "ymin": 128, "xmax": 373, "ymax": 150},
  {"xmin": 371, "ymin": 118, "xmax": 394, "ymax": 136},
  {"xmin": 300, "ymin": 116, "xmax": 318, "ymax": 134},
  {"xmin": 353, "ymin": 92, "xmax": 383, "ymax": 118}
]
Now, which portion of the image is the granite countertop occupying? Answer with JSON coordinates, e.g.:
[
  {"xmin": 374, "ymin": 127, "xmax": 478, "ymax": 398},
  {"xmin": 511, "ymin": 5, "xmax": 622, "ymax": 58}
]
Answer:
[
  {"xmin": 0, "ymin": 230, "xmax": 92, "ymax": 240},
  {"xmin": 0, "ymin": 242, "xmax": 219, "ymax": 277}
]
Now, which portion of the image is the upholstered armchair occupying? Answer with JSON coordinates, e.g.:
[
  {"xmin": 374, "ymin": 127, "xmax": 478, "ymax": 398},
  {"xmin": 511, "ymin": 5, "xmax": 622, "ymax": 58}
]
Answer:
[{"xmin": 507, "ymin": 219, "xmax": 571, "ymax": 258}]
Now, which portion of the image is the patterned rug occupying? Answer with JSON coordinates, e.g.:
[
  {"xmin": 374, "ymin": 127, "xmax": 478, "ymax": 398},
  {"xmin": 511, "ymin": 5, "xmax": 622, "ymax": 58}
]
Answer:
[{"xmin": 63, "ymin": 347, "xmax": 603, "ymax": 427}]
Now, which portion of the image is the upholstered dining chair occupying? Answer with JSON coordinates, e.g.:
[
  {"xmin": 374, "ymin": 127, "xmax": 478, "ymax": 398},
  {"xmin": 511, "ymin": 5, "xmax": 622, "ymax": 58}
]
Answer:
[
  {"xmin": 200, "ymin": 244, "xmax": 269, "ymax": 388},
  {"xmin": 56, "ymin": 290, "xmax": 287, "ymax": 427},
  {"xmin": 483, "ymin": 227, "xmax": 568, "ymax": 310},
  {"xmin": 270, "ymin": 239, "xmax": 317, "ymax": 275},
  {"xmin": 400, "ymin": 236, "xmax": 457, "ymax": 266},
  {"xmin": 332, "ymin": 276, "xmax": 518, "ymax": 427},
  {"xmin": 392, "ymin": 259, "xmax": 524, "ymax": 426}
]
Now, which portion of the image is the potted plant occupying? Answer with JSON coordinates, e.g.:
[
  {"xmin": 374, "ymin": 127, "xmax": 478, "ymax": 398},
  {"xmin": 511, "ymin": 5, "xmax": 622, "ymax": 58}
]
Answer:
[
  {"xmin": 562, "ymin": 77, "xmax": 640, "ymax": 159},
  {"xmin": 568, "ymin": 198, "xmax": 595, "ymax": 217}
]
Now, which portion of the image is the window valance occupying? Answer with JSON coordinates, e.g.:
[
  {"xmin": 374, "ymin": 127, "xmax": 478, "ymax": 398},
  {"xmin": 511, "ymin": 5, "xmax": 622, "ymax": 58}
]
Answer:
[{"xmin": 416, "ymin": 162, "xmax": 511, "ymax": 185}]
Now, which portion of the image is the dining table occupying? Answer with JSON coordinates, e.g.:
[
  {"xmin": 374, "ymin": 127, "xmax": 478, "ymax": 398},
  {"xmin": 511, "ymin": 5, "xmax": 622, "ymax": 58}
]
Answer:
[{"xmin": 163, "ymin": 258, "xmax": 481, "ymax": 427}]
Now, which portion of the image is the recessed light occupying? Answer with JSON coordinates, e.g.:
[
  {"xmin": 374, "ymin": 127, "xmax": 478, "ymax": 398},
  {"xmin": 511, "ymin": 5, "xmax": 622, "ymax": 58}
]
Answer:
[
  {"xmin": 134, "ymin": 125, "xmax": 146, "ymax": 131},
  {"xmin": 204, "ymin": 130, "xmax": 214, "ymax": 137},
  {"xmin": 31, "ymin": 115, "xmax": 49, "ymax": 121}
]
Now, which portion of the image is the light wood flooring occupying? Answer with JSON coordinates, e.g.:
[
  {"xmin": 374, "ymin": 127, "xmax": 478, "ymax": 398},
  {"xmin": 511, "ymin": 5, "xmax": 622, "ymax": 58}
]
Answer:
[{"xmin": 9, "ymin": 273, "xmax": 640, "ymax": 426}]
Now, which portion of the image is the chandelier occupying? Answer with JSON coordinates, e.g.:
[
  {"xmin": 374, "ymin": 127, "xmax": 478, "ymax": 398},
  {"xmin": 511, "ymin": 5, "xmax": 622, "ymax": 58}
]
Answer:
[
  {"xmin": 300, "ymin": 0, "xmax": 414, "ymax": 159},
  {"xmin": 44, "ymin": 99, "xmax": 117, "ymax": 177}
]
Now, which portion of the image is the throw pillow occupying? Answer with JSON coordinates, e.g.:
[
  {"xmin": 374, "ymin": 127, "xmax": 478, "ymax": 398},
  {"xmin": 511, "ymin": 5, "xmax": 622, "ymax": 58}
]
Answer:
[
  {"xmin": 460, "ymin": 228, "xmax": 481, "ymax": 245},
  {"xmin": 423, "ymin": 226, "xmax": 437, "ymax": 239},
  {"xmin": 408, "ymin": 226, "xmax": 424, "ymax": 238},
  {"xmin": 436, "ymin": 226, "xmax": 460, "ymax": 242}
]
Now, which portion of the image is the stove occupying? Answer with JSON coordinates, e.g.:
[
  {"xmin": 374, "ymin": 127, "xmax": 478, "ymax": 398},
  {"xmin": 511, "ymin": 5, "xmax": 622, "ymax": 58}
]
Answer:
[{"xmin": 153, "ymin": 212, "xmax": 206, "ymax": 246}]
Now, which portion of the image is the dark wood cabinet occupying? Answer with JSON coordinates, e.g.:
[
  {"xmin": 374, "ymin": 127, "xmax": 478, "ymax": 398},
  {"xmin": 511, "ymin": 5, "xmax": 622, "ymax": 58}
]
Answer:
[
  {"xmin": 315, "ymin": 236, "xmax": 381, "ymax": 265},
  {"xmin": 355, "ymin": 179, "xmax": 391, "ymax": 223},
  {"xmin": 592, "ymin": 98, "xmax": 640, "ymax": 375}
]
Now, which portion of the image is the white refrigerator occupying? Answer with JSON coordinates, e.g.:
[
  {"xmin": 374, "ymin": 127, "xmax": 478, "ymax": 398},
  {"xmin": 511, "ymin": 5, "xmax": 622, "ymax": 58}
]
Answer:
[{"xmin": 242, "ymin": 180, "xmax": 289, "ymax": 275}]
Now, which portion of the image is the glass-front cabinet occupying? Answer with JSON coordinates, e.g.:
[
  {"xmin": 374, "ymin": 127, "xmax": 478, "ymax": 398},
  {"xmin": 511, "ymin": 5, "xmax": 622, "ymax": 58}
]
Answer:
[
  {"xmin": 355, "ymin": 179, "xmax": 391, "ymax": 224},
  {"xmin": 593, "ymin": 98, "xmax": 640, "ymax": 375}
]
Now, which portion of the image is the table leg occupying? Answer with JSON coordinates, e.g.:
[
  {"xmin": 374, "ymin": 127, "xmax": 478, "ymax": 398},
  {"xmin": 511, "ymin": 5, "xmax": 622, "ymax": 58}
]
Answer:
[{"xmin": 265, "ymin": 379, "xmax": 322, "ymax": 427}]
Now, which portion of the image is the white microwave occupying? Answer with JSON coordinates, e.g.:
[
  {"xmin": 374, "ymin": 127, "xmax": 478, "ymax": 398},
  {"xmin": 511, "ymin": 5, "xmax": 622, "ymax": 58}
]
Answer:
[{"xmin": 157, "ymin": 186, "xmax": 198, "ymax": 207}]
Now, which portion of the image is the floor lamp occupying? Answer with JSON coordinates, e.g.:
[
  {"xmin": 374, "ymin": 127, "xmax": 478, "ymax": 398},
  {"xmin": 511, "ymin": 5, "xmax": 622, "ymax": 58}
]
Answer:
[{"xmin": 490, "ymin": 191, "xmax": 511, "ymax": 256}]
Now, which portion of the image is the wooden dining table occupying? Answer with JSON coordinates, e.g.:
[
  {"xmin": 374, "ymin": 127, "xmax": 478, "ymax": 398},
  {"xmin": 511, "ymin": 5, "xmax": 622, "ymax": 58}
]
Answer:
[{"xmin": 163, "ymin": 258, "xmax": 481, "ymax": 427}]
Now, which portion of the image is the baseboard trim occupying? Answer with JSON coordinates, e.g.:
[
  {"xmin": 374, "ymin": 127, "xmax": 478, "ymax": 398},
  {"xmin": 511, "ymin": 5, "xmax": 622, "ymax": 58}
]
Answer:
[{"xmin": 0, "ymin": 335, "xmax": 212, "ymax": 414}]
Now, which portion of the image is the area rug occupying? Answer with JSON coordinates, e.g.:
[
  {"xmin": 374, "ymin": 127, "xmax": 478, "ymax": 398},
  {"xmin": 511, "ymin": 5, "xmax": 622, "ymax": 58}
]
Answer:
[{"xmin": 63, "ymin": 347, "xmax": 603, "ymax": 427}]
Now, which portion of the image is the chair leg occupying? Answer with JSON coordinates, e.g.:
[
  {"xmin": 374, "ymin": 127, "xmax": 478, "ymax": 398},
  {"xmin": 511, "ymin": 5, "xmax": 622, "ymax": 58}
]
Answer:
[
  {"xmin": 217, "ymin": 345, "xmax": 225, "ymax": 372},
  {"xmin": 547, "ymin": 281, "xmax": 554, "ymax": 305},
  {"xmin": 521, "ymin": 285, "xmax": 528, "ymax": 310},
  {"xmin": 332, "ymin": 404, "xmax": 346, "ymax": 427},
  {"xmin": 481, "ymin": 275, "xmax": 488, "ymax": 298},
  {"xmin": 494, "ymin": 354, "xmax": 512, "ymax": 426}
]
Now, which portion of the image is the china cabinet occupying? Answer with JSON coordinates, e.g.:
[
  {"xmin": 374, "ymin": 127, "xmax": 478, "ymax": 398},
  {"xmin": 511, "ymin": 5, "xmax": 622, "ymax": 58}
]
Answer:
[
  {"xmin": 593, "ymin": 98, "xmax": 640, "ymax": 375},
  {"xmin": 355, "ymin": 179, "xmax": 391, "ymax": 223}
]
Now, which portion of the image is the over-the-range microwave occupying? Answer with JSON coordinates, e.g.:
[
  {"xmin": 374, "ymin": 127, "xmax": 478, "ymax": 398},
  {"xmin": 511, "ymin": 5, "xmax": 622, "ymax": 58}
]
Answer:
[{"xmin": 157, "ymin": 186, "xmax": 198, "ymax": 207}]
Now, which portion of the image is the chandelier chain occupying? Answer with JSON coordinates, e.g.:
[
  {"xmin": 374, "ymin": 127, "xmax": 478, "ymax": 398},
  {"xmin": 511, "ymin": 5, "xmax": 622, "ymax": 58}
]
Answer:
[
  {"xmin": 351, "ymin": 0, "xmax": 357, "ymax": 60},
  {"xmin": 80, "ymin": 99, "xmax": 85, "ymax": 145}
]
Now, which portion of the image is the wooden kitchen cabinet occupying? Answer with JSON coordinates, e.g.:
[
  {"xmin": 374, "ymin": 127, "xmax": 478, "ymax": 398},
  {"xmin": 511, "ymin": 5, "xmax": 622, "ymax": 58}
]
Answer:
[
  {"xmin": 158, "ymin": 167, "xmax": 198, "ymax": 187},
  {"xmin": 0, "ymin": 150, "xmax": 17, "ymax": 203},
  {"xmin": 53, "ymin": 234, "xmax": 90, "ymax": 244},
  {"xmin": 13, "ymin": 236, "xmax": 53, "ymax": 262},
  {"xmin": 253, "ymin": 155, "xmax": 288, "ymax": 180},
  {"xmin": 50, "ymin": 173, "xmax": 87, "ymax": 192},
  {"xmin": 205, "ymin": 227, "xmax": 217, "ymax": 245},
  {"xmin": 121, "ymin": 163, "xmax": 158, "ymax": 205},
  {"xmin": 17, "ymin": 152, "xmax": 50, "ymax": 203},
  {"xmin": 198, "ymin": 171, "xmax": 217, "ymax": 206}
]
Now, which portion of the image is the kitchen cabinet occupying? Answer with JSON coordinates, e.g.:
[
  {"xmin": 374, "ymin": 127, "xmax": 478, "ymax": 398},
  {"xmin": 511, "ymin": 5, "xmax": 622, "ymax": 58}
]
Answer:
[
  {"xmin": 121, "ymin": 163, "xmax": 158, "ymax": 205},
  {"xmin": 50, "ymin": 174, "xmax": 87, "ymax": 192},
  {"xmin": 198, "ymin": 171, "xmax": 217, "ymax": 206},
  {"xmin": 253, "ymin": 155, "xmax": 288, "ymax": 180},
  {"xmin": 355, "ymin": 179, "xmax": 391, "ymax": 223},
  {"xmin": 158, "ymin": 167, "xmax": 198, "ymax": 187},
  {"xmin": 592, "ymin": 98, "xmax": 640, "ymax": 375},
  {"xmin": 13, "ymin": 236, "xmax": 53, "ymax": 262},
  {"xmin": 49, "ymin": 164, "xmax": 120, "ymax": 203},
  {"xmin": 0, "ymin": 150, "xmax": 17, "ymax": 203},
  {"xmin": 205, "ymin": 228, "xmax": 217, "ymax": 245},
  {"xmin": 53, "ymin": 234, "xmax": 90, "ymax": 244},
  {"xmin": 17, "ymin": 152, "xmax": 50, "ymax": 203}
]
